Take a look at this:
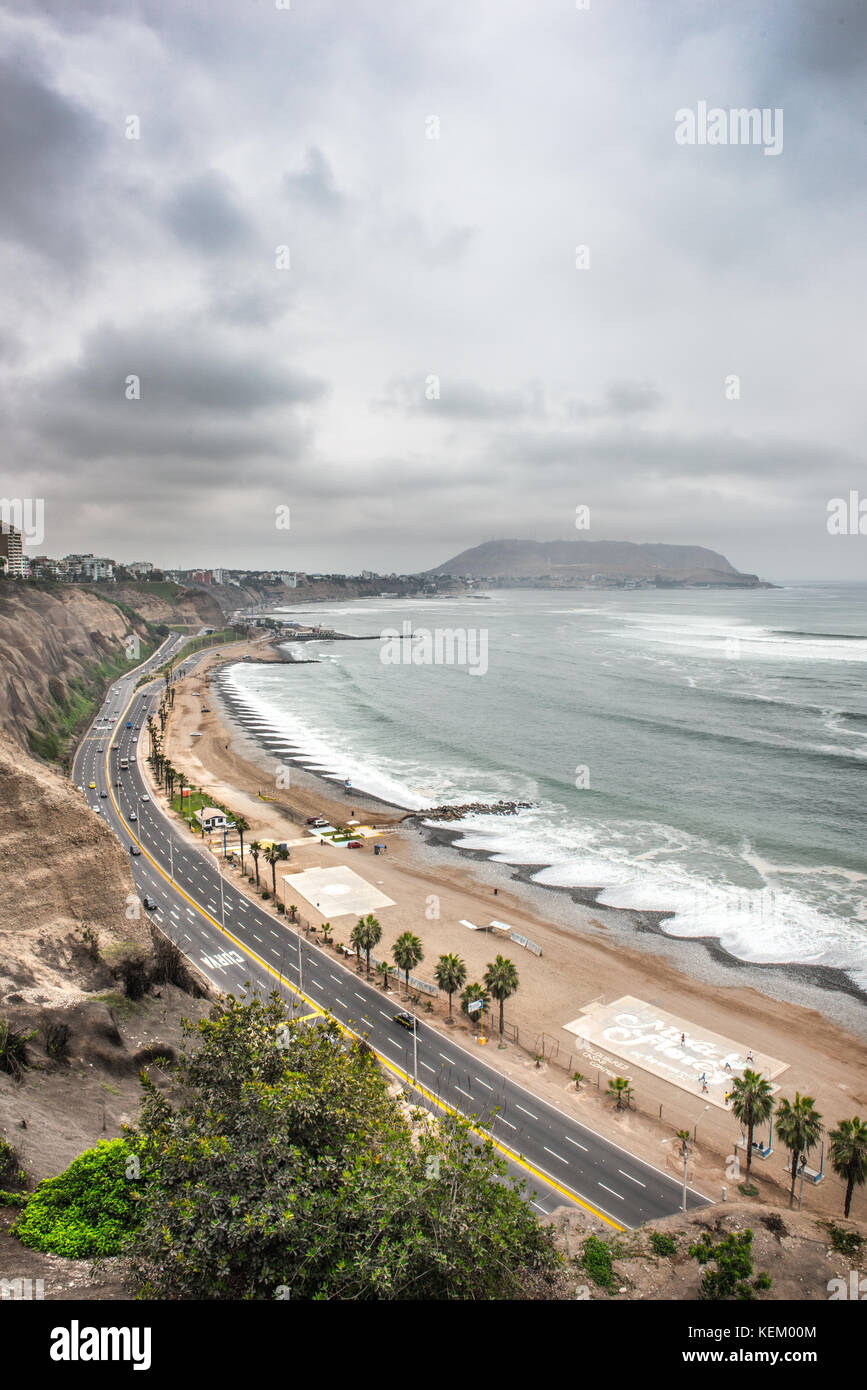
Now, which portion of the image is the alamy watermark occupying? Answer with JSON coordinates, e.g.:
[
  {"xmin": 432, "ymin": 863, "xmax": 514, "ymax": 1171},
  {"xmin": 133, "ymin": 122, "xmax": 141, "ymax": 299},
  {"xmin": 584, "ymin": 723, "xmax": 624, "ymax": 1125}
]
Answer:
[
  {"xmin": 380, "ymin": 622, "xmax": 488, "ymax": 675},
  {"xmin": 827, "ymin": 492, "xmax": 867, "ymax": 535},
  {"xmin": 0, "ymin": 497, "xmax": 44, "ymax": 546},
  {"xmin": 675, "ymin": 102, "xmax": 783, "ymax": 157}
]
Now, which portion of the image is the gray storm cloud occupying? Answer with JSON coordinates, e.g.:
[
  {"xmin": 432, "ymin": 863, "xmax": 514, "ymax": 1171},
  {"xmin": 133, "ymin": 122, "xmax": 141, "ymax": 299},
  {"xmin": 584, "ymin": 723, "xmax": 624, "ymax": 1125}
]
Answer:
[{"xmin": 0, "ymin": 0, "xmax": 864, "ymax": 579}]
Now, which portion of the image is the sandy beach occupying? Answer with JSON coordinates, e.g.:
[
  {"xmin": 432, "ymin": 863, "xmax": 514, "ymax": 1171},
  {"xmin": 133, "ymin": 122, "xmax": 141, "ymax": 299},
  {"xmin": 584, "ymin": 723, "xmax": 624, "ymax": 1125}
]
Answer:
[{"xmin": 149, "ymin": 638, "xmax": 867, "ymax": 1220}]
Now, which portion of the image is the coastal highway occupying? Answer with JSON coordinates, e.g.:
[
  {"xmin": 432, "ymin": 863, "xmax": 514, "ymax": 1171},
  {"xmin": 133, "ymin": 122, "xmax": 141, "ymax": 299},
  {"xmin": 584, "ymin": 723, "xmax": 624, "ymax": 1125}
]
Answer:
[{"xmin": 72, "ymin": 640, "xmax": 711, "ymax": 1229}]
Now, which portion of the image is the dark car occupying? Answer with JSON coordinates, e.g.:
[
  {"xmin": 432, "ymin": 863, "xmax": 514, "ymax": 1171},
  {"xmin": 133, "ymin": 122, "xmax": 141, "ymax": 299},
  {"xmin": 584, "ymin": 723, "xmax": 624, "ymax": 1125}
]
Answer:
[
  {"xmin": 143, "ymin": 895, "xmax": 157, "ymax": 910},
  {"xmin": 393, "ymin": 1011, "xmax": 415, "ymax": 1033},
  {"xmin": 100, "ymin": 791, "xmax": 108, "ymax": 798},
  {"xmin": 129, "ymin": 845, "xmax": 141, "ymax": 856}
]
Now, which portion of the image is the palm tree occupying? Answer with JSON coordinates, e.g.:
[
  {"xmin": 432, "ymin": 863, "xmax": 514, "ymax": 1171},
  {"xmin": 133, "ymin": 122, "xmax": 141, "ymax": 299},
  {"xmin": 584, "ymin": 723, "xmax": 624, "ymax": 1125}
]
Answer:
[
  {"xmin": 775, "ymin": 1093, "xmax": 823, "ymax": 1209},
  {"xmin": 249, "ymin": 841, "xmax": 261, "ymax": 887},
  {"xmin": 235, "ymin": 815, "xmax": 249, "ymax": 871},
  {"xmin": 484, "ymin": 955, "xmax": 519, "ymax": 1044},
  {"xmin": 349, "ymin": 919, "xmax": 365, "ymax": 967},
  {"xmin": 320, "ymin": 921, "xmax": 332, "ymax": 946},
  {"xmin": 392, "ymin": 932, "xmax": 423, "ymax": 997},
  {"xmin": 607, "ymin": 1077, "xmax": 633, "ymax": 1111},
  {"xmin": 729, "ymin": 1069, "xmax": 775, "ymax": 1183},
  {"xmin": 265, "ymin": 845, "xmax": 289, "ymax": 899},
  {"xmin": 352, "ymin": 914, "xmax": 382, "ymax": 976},
  {"xmin": 375, "ymin": 959, "xmax": 392, "ymax": 991},
  {"xmin": 435, "ymin": 953, "xmax": 467, "ymax": 1022},
  {"xmin": 829, "ymin": 1116, "xmax": 867, "ymax": 1219}
]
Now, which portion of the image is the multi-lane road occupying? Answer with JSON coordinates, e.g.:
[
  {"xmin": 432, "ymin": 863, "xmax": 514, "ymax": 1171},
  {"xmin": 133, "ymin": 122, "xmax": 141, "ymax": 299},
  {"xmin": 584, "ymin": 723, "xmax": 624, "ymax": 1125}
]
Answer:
[{"xmin": 71, "ymin": 635, "xmax": 710, "ymax": 1229}]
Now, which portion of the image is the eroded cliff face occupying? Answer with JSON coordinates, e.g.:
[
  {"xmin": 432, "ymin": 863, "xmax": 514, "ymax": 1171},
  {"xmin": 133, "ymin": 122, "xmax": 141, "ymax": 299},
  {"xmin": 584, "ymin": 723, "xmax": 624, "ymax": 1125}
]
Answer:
[
  {"xmin": 0, "ymin": 585, "xmax": 147, "ymax": 754},
  {"xmin": 0, "ymin": 730, "xmax": 147, "ymax": 1006}
]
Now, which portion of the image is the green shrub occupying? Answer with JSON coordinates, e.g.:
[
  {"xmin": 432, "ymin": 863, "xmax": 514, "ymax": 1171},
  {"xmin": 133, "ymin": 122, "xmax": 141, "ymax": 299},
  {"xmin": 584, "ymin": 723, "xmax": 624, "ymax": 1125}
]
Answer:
[
  {"xmin": 0, "ymin": 1138, "xmax": 17, "ymax": 1184},
  {"xmin": 689, "ymin": 1228, "xmax": 771, "ymax": 1300},
  {"xmin": 0, "ymin": 1191, "xmax": 29, "ymax": 1208},
  {"xmin": 649, "ymin": 1230, "xmax": 677, "ymax": 1257},
  {"xmin": 13, "ymin": 1139, "xmax": 142, "ymax": 1258},
  {"xmin": 0, "ymin": 1018, "xmax": 34, "ymax": 1079},
  {"xmin": 822, "ymin": 1221, "xmax": 863, "ymax": 1256},
  {"xmin": 582, "ymin": 1234, "xmax": 614, "ymax": 1289}
]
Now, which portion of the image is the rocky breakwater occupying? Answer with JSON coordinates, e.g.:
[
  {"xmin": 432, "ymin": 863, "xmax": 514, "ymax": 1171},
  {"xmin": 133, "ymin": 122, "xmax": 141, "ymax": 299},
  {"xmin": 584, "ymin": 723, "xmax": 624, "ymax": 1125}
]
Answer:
[{"xmin": 404, "ymin": 799, "xmax": 532, "ymax": 823}]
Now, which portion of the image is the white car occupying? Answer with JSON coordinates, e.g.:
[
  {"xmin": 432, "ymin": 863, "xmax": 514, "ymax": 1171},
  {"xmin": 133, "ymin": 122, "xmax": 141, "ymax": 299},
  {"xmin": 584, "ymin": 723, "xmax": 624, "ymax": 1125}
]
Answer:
[
  {"xmin": 141, "ymin": 794, "xmax": 150, "ymax": 802},
  {"xmin": 92, "ymin": 806, "xmax": 101, "ymax": 814}
]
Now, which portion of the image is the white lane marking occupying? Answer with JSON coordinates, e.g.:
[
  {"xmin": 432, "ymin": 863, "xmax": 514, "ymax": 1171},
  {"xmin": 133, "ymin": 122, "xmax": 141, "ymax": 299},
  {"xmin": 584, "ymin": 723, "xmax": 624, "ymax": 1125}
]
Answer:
[
  {"xmin": 455, "ymin": 1086, "xmax": 472, "ymax": 1100},
  {"xmin": 565, "ymin": 1135, "xmax": 588, "ymax": 1152},
  {"xmin": 252, "ymin": 934, "xmax": 263, "ymax": 944},
  {"xmin": 239, "ymin": 902, "xmax": 248, "ymax": 912},
  {"xmin": 531, "ymin": 1201, "xmax": 546, "ymax": 1213},
  {"xmin": 618, "ymin": 1170, "xmax": 646, "ymax": 1188},
  {"xmin": 597, "ymin": 1182, "xmax": 625, "ymax": 1201},
  {"xmin": 476, "ymin": 1078, "xmax": 493, "ymax": 1090},
  {"xmin": 544, "ymin": 1146, "xmax": 568, "ymax": 1165},
  {"xmin": 329, "ymin": 974, "xmax": 341, "ymax": 982},
  {"xmin": 379, "ymin": 1010, "xmax": 392, "ymax": 1020},
  {"xmin": 354, "ymin": 992, "xmax": 365, "ymax": 1000},
  {"xmin": 493, "ymin": 1114, "xmax": 516, "ymax": 1130},
  {"xmin": 420, "ymin": 1062, "xmax": 435, "ymax": 1073},
  {"xmin": 515, "ymin": 1103, "xmax": 538, "ymax": 1120}
]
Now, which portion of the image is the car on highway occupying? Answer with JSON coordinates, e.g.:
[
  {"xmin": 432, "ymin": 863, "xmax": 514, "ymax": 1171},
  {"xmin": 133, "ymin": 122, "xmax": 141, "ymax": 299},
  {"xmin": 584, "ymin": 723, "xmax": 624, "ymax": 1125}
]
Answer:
[
  {"xmin": 88, "ymin": 781, "xmax": 96, "ymax": 789},
  {"xmin": 143, "ymin": 895, "xmax": 157, "ymax": 911},
  {"xmin": 97, "ymin": 745, "xmax": 104, "ymax": 752},
  {"xmin": 129, "ymin": 811, "xmax": 137, "ymax": 821},
  {"xmin": 393, "ymin": 1011, "xmax": 415, "ymax": 1032},
  {"xmin": 141, "ymin": 794, "xmax": 150, "ymax": 802},
  {"xmin": 129, "ymin": 844, "xmax": 141, "ymax": 855},
  {"xmin": 100, "ymin": 791, "xmax": 108, "ymax": 799}
]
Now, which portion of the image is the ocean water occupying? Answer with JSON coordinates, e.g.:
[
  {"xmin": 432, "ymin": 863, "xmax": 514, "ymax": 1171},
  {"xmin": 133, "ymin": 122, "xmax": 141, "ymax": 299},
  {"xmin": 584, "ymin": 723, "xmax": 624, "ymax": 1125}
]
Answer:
[{"xmin": 219, "ymin": 585, "xmax": 867, "ymax": 990}]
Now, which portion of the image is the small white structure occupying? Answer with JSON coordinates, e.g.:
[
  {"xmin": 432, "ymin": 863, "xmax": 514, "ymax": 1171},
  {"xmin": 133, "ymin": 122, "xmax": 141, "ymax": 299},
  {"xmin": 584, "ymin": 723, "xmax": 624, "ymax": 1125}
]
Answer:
[{"xmin": 195, "ymin": 806, "xmax": 228, "ymax": 831}]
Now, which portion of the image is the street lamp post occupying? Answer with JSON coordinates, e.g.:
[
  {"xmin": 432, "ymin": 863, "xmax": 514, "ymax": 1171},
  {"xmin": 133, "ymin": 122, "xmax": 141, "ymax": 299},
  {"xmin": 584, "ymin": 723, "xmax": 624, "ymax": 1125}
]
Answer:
[{"xmin": 694, "ymin": 1104, "xmax": 711, "ymax": 1142}]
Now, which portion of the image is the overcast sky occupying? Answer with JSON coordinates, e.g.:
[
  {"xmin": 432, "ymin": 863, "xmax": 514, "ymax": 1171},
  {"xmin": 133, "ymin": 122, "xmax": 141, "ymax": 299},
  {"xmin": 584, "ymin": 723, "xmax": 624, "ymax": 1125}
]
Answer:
[{"xmin": 1, "ymin": 0, "xmax": 865, "ymax": 580}]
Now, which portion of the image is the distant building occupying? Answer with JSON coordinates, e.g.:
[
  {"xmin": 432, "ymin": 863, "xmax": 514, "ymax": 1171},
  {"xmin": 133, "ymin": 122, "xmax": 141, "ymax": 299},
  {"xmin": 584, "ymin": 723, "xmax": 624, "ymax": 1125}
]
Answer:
[
  {"xmin": 62, "ymin": 553, "xmax": 114, "ymax": 580},
  {"xmin": 29, "ymin": 554, "xmax": 61, "ymax": 577},
  {"xmin": 278, "ymin": 572, "xmax": 297, "ymax": 588},
  {"xmin": 0, "ymin": 525, "xmax": 25, "ymax": 577},
  {"xmin": 191, "ymin": 569, "xmax": 212, "ymax": 585},
  {"xmin": 211, "ymin": 568, "xmax": 226, "ymax": 585},
  {"xmin": 128, "ymin": 561, "xmax": 154, "ymax": 577}
]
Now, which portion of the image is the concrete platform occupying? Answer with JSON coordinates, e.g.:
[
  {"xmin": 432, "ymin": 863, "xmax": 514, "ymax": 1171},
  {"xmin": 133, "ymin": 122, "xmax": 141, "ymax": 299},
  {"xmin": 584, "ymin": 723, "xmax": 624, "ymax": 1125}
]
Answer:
[
  {"xmin": 563, "ymin": 995, "xmax": 788, "ymax": 1110},
  {"xmin": 281, "ymin": 865, "xmax": 395, "ymax": 918}
]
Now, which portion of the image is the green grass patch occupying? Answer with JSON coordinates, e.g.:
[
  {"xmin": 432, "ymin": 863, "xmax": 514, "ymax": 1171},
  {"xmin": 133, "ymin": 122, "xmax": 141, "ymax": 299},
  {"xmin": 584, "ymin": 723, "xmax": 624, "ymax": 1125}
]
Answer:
[
  {"xmin": 649, "ymin": 1231, "xmax": 678, "ymax": 1257},
  {"xmin": 12, "ymin": 1139, "xmax": 142, "ymax": 1258}
]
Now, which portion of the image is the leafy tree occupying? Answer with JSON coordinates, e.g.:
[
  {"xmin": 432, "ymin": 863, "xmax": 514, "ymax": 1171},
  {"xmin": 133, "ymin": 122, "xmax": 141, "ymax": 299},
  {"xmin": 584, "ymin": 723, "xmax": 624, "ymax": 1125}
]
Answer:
[
  {"xmin": 127, "ymin": 993, "xmax": 562, "ymax": 1299},
  {"xmin": 689, "ymin": 1228, "xmax": 771, "ymax": 1300},
  {"xmin": 435, "ymin": 953, "xmax": 467, "ymax": 1022},
  {"xmin": 13, "ymin": 1139, "xmax": 141, "ymax": 1258},
  {"xmin": 729, "ymin": 1069, "xmax": 774, "ymax": 1182},
  {"xmin": 775, "ymin": 1093, "xmax": 823, "ymax": 1209},
  {"xmin": 484, "ymin": 955, "xmax": 519, "ymax": 1043},
  {"xmin": 606, "ymin": 1077, "xmax": 633, "ymax": 1111},
  {"xmin": 392, "ymin": 932, "xmax": 423, "ymax": 997},
  {"xmin": 828, "ymin": 1116, "xmax": 867, "ymax": 1219},
  {"xmin": 460, "ymin": 982, "xmax": 489, "ymax": 1032},
  {"xmin": 352, "ymin": 915, "xmax": 382, "ymax": 976}
]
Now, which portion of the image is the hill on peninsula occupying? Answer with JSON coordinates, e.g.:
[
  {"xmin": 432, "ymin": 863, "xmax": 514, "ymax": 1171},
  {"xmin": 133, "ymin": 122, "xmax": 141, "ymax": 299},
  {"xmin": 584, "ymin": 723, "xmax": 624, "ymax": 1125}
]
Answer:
[{"xmin": 429, "ymin": 539, "xmax": 766, "ymax": 587}]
